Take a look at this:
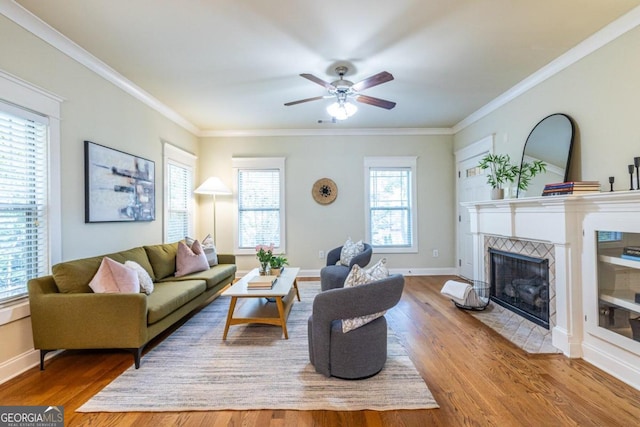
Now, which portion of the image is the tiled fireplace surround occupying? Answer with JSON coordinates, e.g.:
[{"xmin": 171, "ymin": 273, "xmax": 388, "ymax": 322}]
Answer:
[
  {"xmin": 464, "ymin": 193, "xmax": 640, "ymax": 390},
  {"xmin": 484, "ymin": 236, "xmax": 556, "ymax": 331}
]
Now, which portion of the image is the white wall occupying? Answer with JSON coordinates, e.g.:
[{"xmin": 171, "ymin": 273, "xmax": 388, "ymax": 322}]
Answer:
[
  {"xmin": 454, "ymin": 26, "xmax": 640, "ymax": 188},
  {"xmin": 0, "ymin": 15, "xmax": 198, "ymax": 382},
  {"xmin": 198, "ymin": 134, "xmax": 457, "ymax": 274}
]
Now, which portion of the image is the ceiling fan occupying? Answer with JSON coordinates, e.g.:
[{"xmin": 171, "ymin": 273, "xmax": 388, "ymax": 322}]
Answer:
[{"xmin": 284, "ymin": 66, "xmax": 396, "ymax": 120}]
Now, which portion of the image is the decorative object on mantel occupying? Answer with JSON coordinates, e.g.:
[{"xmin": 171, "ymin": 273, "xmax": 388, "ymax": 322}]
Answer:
[
  {"xmin": 635, "ymin": 157, "xmax": 640, "ymax": 190},
  {"xmin": 541, "ymin": 181, "xmax": 601, "ymax": 196},
  {"xmin": 609, "ymin": 176, "xmax": 615, "ymax": 192},
  {"xmin": 478, "ymin": 154, "xmax": 546, "ymax": 200},
  {"xmin": 629, "ymin": 164, "xmax": 635, "ymax": 190},
  {"xmin": 516, "ymin": 113, "xmax": 574, "ymax": 198}
]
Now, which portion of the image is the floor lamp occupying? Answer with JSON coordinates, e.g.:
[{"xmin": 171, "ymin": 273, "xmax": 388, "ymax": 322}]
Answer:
[{"xmin": 194, "ymin": 177, "xmax": 232, "ymax": 245}]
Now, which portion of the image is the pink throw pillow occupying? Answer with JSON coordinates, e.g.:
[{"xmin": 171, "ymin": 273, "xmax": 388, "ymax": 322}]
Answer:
[
  {"xmin": 175, "ymin": 240, "xmax": 209, "ymax": 277},
  {"xmin": 89, "ymin": 257, "xmax": 140, "ymax": 294}
]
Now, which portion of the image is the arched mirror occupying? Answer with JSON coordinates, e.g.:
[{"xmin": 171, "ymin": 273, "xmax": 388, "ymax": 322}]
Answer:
[{"xmin": 516, "ymin": 113, "xmax": 574, "ymax": 197}]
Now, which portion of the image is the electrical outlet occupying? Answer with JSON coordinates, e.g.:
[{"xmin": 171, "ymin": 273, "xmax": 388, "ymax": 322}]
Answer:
[
  {"xmin": 432, "ymin": 249, "xmax": 439, "ymax": 258},
  {"xmin": 319, "ymin": 250, "xmax": 325, "ymax": 259}
]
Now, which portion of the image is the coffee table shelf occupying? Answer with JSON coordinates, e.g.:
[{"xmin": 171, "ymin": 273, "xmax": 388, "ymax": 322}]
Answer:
[{"xmin": 221, "ymin": 267, "xmax": 300, "ymax": 339}]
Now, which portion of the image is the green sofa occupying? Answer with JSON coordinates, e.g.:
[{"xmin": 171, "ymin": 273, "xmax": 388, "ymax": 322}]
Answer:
[{"xmin": 27, "ymin": 242, "xmax": 237, "ymax": 369}]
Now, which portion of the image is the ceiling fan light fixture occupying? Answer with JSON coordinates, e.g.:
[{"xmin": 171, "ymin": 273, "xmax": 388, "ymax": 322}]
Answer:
[{"xmin": 326, "ymin": 101, "xmax": 357, "ymax": 120}]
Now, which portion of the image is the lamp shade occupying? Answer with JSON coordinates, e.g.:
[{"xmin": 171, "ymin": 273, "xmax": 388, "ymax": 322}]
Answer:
[{"xmin": 194, "ymin": 177, "xmax": 231, "ymax": 195}]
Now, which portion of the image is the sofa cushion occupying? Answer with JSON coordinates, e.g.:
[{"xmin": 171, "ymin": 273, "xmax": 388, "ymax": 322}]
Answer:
[
  {"xmin": 125, "ymin": 260, "xmax": 155, "ymax": 294},
  {"xmin": 52, "ymin": 255, "xmax": 104, "ymax": 293},
  {"xmin": 159, "ymin": 263, "xmax": 237, "ymax": 289},
  {"xmin": 146, "ymin": 280, "xmax": 207, "ymax": 325},
  {"xmin": 106, "ymin": 247, "xmax": 156, "ymax": 282},
  {"xmin": 89, "ymin": 257, "xmax": 140, "ymax": 294},
  {"xmin": 175, "ymin": 240, "xmax": 209, "ymax": 277},
  {"xmin": 144, "ymin": 242, "xmax": 179, "ymax": 280}
]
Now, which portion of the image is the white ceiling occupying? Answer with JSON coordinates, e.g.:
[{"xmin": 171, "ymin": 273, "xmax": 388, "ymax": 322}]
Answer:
[{"xmin": 11, "ymin": 0, "xmax": 640, "ymax": 132}]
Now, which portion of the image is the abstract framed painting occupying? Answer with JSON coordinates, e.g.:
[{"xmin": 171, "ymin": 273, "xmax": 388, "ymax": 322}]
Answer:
[{"xmin": 84, "ymin": 140, "xmax": 155, "ymax": 223}]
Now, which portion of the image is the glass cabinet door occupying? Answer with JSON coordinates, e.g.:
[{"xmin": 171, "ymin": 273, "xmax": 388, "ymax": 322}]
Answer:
[{"xmin": 596, "ymin": 231, "xmax": 640, "ymax": 342}]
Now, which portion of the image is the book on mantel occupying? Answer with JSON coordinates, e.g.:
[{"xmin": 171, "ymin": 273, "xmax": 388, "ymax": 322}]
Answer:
[
  {"xmin": 247, "ymin": 275, "xmax": 278, "ymax": 289},
  {"xmin": 541, "ymin": 181, "xmax": 601, "ymax": 196}
]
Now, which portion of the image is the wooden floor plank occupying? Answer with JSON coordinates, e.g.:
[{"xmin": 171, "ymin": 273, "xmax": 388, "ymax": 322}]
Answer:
[{"xmin": 1, "ymin": 276, "xmax": 639, "ymax": 426}]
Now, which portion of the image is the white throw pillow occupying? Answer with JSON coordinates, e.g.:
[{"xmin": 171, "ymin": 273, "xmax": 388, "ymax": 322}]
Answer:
[
  {"xmin": 339, "ymin": 238, "xmax": 365, "ymax": 266},
  {"xmin": 89, "ymin": 257, "xmax": 140, "ymax": 294},
  {"xmin": 341, "ymin": 264, "xmax": 388, "ymax": 333},
  {"xmin": 125, "ymin": 260, "xmax": 154, "ymax": 295},
  {"xmin": 366, "ymin": 257, "xmax": 389, "ymax": 280}
]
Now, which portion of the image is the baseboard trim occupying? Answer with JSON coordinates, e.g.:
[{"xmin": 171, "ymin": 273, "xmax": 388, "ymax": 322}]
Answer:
[
  {"xmin": 0, "ymin": 348, "xmax": 40, "ymax": 385},
  {"xmin": 582, "ymin": 341, "xmax": 640, "ymax": 391},
  {"xmin": 236, "ymin": 268, "xmax": 458, "ymax": 278}
]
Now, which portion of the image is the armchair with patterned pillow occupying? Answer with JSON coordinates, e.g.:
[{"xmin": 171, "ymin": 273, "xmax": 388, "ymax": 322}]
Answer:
[
  {"xmin": 320, "ymin": 239, "xmax": 373, "ymax": 291},
  {"xmin": 308, "ymin": 272, "xmax": 404, "ymax": 379}
]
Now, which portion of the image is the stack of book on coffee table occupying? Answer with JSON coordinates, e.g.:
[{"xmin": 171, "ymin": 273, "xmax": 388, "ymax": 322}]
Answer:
[
  {"xmin": 247, "ymin": 275, "xmax": 278, "ymax": 289},
  {"xmin": 541, "ymin": 181, "xmax": 601, "ymax": 196}
]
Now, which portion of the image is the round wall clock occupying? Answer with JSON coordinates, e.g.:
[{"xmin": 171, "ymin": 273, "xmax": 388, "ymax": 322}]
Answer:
[{"xmin": 312, "ymin": 178, "xmax": 338, "ymax": 205}]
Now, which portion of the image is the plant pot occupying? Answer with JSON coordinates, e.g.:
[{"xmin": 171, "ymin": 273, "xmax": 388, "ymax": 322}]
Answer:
[
  {"xmin": 491, "ymin": 188, "xmax": 504, "ymax": 200},
  {"xmin": 271, "ymin": 267, "xmax": 281, "ymax": 277}
]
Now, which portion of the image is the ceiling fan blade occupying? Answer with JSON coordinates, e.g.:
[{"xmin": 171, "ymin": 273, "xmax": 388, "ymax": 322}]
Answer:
[
  {"xmin": 284, "ymin": 95, "xmax": 326, "ymax": 106},
  {"xmin": 355, "ymin": 95, "xmax": 396, "ymax": 110},
  {"xmin": 300, "ymin": 73, "xmax": 335, "ymax": 90},
  {"xmin": 352, "ymin": 71, "xmax": 394, "ymax": 92}
]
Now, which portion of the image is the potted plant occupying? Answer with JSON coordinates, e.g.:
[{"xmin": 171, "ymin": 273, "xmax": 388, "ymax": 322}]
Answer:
[
  {"xmin": 269, "ymin": 255, "xmax": 289, "ymax": 276},
  {"xmin": 478, "ymin": 154, "xmax": 520, "ymax": 199},
  {"xmin": 478, "ymin": 154, "xmax": 546, "ymax": 199},
  {"xmin": 516, "ymin": 159, "xmax": 547, "ymax": 195},
  {"xmin": 255, "ymin": 244, "xmax": 274, "ymax": 275}
]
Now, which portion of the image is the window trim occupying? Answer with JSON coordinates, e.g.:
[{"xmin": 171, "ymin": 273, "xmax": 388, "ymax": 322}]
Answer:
[
  {"xmin": 364, "ymin": 156, "xmax": 418, "ymax": 254},
  {"xmin": 0, "ymin": 70, "xmax": 61, "ymax": 315},
  {"xmin": 232, "ymin": 157, "xmax": 286, "ymax": 255},
  {"xmin": 163, "ymin": 142, "xmax": 197, "ymax": 243}
]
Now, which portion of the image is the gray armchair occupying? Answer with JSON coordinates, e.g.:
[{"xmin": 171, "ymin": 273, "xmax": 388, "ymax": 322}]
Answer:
[
  {"xmin": 308, "ymin": 274, "xmax": 404, "ymax": 379},
  {"xmin": 320, "ymin": 243, "xmax": 373, "ymax": 291}
]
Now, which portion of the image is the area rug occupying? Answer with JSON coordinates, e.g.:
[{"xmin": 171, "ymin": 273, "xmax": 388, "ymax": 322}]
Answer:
[{"xmin": 78, "ymin": 281, "xmax": 438, "ymax": 412}]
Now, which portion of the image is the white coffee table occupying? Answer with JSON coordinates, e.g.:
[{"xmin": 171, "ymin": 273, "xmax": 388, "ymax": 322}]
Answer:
[{"xmin": 221, "ymin": 267, "xmax": 300, "ymax": 339}]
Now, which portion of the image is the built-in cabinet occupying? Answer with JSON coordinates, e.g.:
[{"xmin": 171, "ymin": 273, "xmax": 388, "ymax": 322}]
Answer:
[{"xmin": 595, "ymin": 232, "xmax": 640, "ymax": 345}]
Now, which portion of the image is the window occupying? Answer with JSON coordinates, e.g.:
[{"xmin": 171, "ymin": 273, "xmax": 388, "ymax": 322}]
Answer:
[
  {"xmin": 0, "ymin": 104, "xmax": 49, "ymax": 303},
  {"xmin": 163, "ymin": 143, "xmax": 196, "ymax": 243},
  {"xmin": 233, "ymin": 158, "xmax": 285, "ymax": 254},
  {"xmin": 365, "ymin": 157, "xmax": 417, "ymax": 253}
]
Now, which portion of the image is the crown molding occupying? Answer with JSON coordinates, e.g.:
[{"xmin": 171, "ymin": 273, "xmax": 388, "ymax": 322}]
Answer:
[
  {"xmin": 1, "ymin": 0, "xmax": 200, "ymax": 135},
  {"xmin": 199, "ymin": 127, "xmax": 453, "ymax": 138},
  {"xmin": 453, "ymin": 5, "xmax": 640, "ymax": 134}
]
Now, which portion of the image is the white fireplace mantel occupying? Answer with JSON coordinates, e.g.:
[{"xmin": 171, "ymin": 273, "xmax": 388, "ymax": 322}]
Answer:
[{"xmin": 463, "ymin": 191, "xmax": 640, "ymax": 390}]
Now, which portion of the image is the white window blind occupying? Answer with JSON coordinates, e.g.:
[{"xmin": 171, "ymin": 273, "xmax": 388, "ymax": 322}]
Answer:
[
  {"xmin": 365, "ymin": 157, "xmax": 417, "ymax": 253},
  {"xmin": 166, "ymin": 161, "xmax": 193, "ymax": 243},
  {"xmin": 0, "ymin": 106, "xmax": 49, "ymax": 303},
  {"xmin": 237, "ymin": 169, "xmax": 281, "ymax": 248}
]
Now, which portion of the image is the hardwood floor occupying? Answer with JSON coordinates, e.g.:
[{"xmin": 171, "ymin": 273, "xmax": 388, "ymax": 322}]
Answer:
[{"xmin": 2, "ymin": 276, "xmax": 639, "ymax": 426}]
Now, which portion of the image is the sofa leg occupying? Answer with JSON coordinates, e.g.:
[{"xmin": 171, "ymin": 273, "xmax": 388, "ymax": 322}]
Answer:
[
  {"xmin": 129, "ymin": 347, "xmax": 144, "ymax": 369},
  {"xmin": 39, "ymin": 350, "xmax": 53, "ymax": 370}
]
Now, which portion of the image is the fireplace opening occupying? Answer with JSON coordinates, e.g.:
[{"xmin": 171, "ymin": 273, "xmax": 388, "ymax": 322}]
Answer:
[{"xmin": 489, "ymin": 248, "xmax": 550, "ymax": 329}]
